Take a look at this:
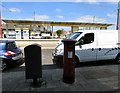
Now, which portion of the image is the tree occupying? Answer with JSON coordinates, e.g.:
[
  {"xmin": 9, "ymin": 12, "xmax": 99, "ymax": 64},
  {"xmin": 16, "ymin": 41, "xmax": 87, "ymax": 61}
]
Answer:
[{"xmin": 56, "ymin": 29, "xmax": 64, "ymax": 38}]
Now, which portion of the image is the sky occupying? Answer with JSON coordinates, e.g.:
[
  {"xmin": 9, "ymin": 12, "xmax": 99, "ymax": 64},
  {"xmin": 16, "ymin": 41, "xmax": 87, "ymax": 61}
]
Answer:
[{"xmin": 1, "ymin": 0, "xmax": 119, "ymax": 31}]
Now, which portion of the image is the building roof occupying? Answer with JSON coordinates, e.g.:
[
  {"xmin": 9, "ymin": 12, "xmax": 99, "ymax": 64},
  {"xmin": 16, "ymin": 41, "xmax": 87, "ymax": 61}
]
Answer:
[{"xmin": 2, "ymin": 19, "xmax": 113, "ymax": 28}]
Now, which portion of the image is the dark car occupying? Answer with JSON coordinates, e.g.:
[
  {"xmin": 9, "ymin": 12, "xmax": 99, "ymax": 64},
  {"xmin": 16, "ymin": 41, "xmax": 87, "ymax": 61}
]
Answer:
[{"xmin": 0, "ymin": 40, "xmax": 23, "ymax": 70}]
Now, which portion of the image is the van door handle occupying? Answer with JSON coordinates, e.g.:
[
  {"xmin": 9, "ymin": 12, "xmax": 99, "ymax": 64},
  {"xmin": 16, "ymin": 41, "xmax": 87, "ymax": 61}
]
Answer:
[
  {"xmin": 99, "ymin": 48, "xmax": 101, "ymax": 51},
  {"xmin": 92, "ymin": 48, "xmax": 94, "ymax": 51}
]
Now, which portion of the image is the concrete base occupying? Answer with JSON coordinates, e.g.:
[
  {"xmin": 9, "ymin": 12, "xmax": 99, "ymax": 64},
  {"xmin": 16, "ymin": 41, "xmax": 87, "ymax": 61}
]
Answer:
[{"xmin": 63, "ymin": 74, "xmax": 75, "ymax": 84}]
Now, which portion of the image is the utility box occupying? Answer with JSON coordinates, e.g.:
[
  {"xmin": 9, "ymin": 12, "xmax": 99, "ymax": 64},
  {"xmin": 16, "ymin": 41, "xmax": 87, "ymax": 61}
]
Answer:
[
  {"xmin": 62, "ymin": 39, "xmax": 76, "ymax": 84},
  {"xmin": 24, "ymin": 44, "xmax": 42, "ymax": 80}
]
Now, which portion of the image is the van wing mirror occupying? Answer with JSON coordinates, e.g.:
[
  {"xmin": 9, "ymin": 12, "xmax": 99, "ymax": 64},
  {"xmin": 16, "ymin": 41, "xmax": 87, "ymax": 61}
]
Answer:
[
  {"xmin": 78, "ymin": 45, "xmax": 82, "ymax": 48},
  {"xmin": 75, "ymin": 39, "xmax": 84, "ymax": 46},
  {"xmin": 79, "ymin": 39, "xmax": 84, "ymax": 45}
]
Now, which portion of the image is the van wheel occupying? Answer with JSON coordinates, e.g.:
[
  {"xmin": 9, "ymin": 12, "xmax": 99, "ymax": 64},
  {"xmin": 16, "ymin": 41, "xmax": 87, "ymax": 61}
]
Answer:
[
  {"xmin": 75, "ymin": 56, "xmax": 80, "ymax": 67},
  {"xmin": 115, "ymin": 54, "xmax": 120, "ymax": 64}
]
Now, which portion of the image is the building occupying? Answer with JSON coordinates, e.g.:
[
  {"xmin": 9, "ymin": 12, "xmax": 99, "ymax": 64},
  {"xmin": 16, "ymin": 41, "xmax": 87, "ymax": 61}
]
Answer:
[{"xmin": 2, "ymin": 19, "xmax": 113, "ymax": 39}]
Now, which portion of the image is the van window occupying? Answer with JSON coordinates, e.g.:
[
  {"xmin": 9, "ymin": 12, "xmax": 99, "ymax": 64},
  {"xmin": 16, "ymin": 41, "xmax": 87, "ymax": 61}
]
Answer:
[
  {"xmin": 77, "ymin": 33, "xmax": 94, "ymax": 45},
  {"xmin": 83, "ymin": 33, "xmax": 94, "ymax": 44}
]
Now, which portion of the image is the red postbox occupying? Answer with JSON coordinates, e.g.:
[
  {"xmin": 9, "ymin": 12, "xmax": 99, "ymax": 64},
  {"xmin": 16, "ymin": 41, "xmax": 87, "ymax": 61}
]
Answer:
[{"xmin": 62, "ymin": 39, "xmax": 77, "ymax": 84}]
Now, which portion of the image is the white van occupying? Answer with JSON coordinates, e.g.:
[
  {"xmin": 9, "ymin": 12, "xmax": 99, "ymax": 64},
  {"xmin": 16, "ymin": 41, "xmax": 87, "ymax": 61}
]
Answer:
[{"xmin": 52, "ymin": 30, "xmax": 120, "ymax": 66}]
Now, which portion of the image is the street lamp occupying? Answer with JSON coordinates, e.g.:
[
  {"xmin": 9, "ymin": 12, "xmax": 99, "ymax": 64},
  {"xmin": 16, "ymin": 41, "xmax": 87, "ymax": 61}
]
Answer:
[
  {"xmin": 0, "ymin": 1, "xmax": 2, "ymax": 38},
  {"xmin": 93, "ymin": 16, "xmax": 95, "ymax": 23},
  {"xmin": 116, "ymin": 1, "xmax": 120, "ymax": 30}
]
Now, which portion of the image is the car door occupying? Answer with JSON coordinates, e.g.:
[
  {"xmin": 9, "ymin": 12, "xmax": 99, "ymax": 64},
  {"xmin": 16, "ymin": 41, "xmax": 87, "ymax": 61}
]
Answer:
[{"xmin": 76, "ymin": 33, "xmax": 97, "ymax": 62}]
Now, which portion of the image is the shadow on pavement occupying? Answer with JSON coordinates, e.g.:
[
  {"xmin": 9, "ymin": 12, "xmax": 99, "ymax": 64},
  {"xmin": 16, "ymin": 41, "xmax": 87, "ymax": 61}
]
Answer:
[
  {"xmin": 2, "ymin": 60, "xmax": 119, "ymax": 73},
  {"xmin": 77, "ymin": 60, "xmax": 119, "ymax": 68}
]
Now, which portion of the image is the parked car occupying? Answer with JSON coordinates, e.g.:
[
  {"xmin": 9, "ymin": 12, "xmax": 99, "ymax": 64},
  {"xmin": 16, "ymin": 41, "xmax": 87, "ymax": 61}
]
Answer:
[
  {"xmin": 30, "ymin": 34, "xmax": 42, "ymax": 39},
  {"xmin": 52, "ymin": 30, "xmax": 120, "ymax": 66},
  {"xmin": 0, "ymin": 40, "xmax": 23, "ymax": 70},
  {"xmin": 7, "ymin": 34, "xmax": 16, "ymax": 39}
]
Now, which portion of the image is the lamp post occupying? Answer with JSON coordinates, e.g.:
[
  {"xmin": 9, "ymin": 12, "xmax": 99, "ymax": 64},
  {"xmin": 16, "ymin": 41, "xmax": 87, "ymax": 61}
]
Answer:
[
  {"xmin": 93, "ymin": 16, "xmax": 95, "ymax": 23},
  {"xmin": 0, "ymin": 1, "xmax": 2, "ymax": 38},
  {"xmin": 116, "ymin": 1, "xmax": 120, "ymax": 30}
]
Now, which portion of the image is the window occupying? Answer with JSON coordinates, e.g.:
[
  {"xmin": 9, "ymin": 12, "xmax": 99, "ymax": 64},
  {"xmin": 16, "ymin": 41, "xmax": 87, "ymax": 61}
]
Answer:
[
  {"xmin": 83, "ymin": 33, "xmax": 94, "ymax": 44},
  {"xmin": 68, "ymin": 32, "xmax": 82, "ymax": 39},
  {"xmin": 6, "ymin": 42, "xmax": 17, "ymax": 50},
  {"xmin": 77, "ymin": 33, "xmax": 94, "ymax": 45},
  {"xmin": 0, "ymin": 43, "xmax": 6, "ymax": 50}
]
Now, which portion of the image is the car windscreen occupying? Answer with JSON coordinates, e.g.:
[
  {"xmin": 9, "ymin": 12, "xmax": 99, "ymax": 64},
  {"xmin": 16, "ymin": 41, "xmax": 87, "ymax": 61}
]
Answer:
[
  {"xmin": 0, "ymin": 43, "xmax": 6, "ymax": 50},
  {"xmin": 6, "ymin": 42, "xmax": 17, "ymax": 50},
  {"xmin": 67, "ymin": 32, "xmax": 82, "ymax": 39}
]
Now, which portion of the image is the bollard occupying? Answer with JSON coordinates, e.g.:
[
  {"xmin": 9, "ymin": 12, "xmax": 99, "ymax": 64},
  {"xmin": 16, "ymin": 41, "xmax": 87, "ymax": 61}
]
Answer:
[
  {"xmin": 24, "ymin": 44, "xmax": 42, "ymax": 86},
  {"xmin": 62, "ymin": 39, "xmax": 76, "ymax": 84}
]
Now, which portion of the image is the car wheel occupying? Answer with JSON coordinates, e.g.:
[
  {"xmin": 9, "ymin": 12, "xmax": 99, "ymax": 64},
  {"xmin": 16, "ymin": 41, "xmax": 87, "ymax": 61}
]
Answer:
[
  {"xmin": 116, "ymin": 54, "xmax": 120, "ymax": 64},
  {"xmin": 1, "ymin": 59, "xmax": 7, "ymax": 71}
]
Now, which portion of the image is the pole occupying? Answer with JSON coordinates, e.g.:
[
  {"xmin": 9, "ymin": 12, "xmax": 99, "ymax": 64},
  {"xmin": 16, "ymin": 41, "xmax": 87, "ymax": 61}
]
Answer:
[
  {"xmin": 116, "ymin": 1, "xmax": 120, "ymax": 30},
  {"xmin": 0, "ymin": 1, "xmax": 2, "ymax": 39},
  {"xmin": 34, "ymin": 11, "xmax": 35, "ymax": 21},
  {"xmin": 93, "ymin": 16, "xmax": 95, "ymax": 23}
]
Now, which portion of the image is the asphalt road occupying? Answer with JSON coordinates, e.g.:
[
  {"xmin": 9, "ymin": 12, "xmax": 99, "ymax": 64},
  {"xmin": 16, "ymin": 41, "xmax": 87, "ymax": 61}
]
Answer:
[
  {"xmin": 2, "ymin": 48, "xmax": 120, "ymax": 72},
  {"xmin": 14, "ymin": 49, "xmax": 55, "ymax": 71},
  {"xmin": 2, "ymin": 48, "xmax": 120, "ymax": 71},
  {"xmin": 2, "ymin": 49, "xmax": 55, "ymax": 72},
  {"xmin": 42, "ymin": 49, "xmax": 54, "ymax": 65}
]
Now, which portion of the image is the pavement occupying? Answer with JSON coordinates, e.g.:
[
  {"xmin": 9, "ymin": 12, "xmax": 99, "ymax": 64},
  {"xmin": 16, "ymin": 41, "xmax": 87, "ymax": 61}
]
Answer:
[{"xmin": 2, "ymin": 62, "xmax": 120, "ymax": 92}]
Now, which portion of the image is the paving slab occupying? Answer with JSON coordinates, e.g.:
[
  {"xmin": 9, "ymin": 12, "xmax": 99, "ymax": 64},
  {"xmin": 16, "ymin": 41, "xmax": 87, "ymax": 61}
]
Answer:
[{"xmin": 2, "ymin": 64, "xmax": 119, "ymax": 92}]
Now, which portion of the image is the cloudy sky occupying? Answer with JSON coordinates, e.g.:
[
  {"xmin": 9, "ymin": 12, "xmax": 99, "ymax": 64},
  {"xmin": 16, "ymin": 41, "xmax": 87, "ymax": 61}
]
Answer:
[{"xmin": 1, "ymin": 0, "xmax": 119, "ymax": 31}]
